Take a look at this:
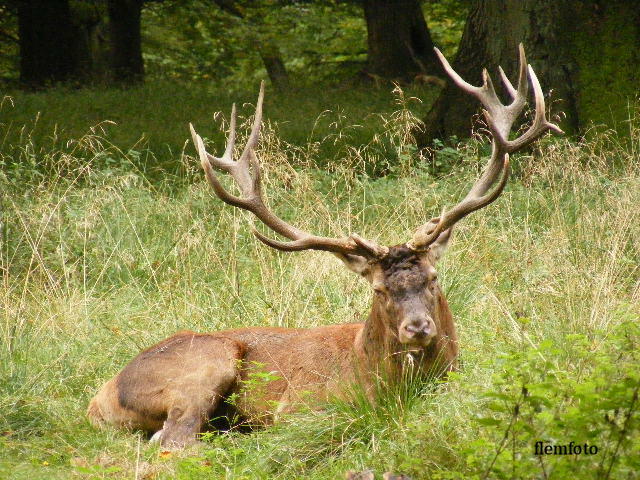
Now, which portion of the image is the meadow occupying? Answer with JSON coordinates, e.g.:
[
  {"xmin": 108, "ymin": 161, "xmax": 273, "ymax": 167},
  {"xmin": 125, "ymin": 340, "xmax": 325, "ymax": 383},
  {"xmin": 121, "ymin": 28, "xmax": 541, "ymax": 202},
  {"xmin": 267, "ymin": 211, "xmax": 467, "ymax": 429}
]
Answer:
[{"xmin": 1, "ymin": 83, "xmax": 638, "ymax": 479}]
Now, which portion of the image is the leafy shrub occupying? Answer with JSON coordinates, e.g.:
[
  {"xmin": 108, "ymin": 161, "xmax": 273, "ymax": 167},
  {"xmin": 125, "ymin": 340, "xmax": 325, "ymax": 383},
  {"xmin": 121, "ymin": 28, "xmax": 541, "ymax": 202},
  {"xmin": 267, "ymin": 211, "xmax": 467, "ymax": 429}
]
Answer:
[{"xmin": 442, "ymin": 319, "xmax": 640, "ymax": 480}]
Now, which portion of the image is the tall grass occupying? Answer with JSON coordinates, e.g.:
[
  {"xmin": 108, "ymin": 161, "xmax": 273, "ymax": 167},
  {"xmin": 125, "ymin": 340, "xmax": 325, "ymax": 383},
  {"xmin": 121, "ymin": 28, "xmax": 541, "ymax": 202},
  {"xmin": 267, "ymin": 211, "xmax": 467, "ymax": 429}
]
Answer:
[
  {"xmin": 0, "ymin": 81, "xmax": 437, "ymax": 175},
  {"xmin": 1, "ymin": 90, "xmax": 638, "ymax": 479}
]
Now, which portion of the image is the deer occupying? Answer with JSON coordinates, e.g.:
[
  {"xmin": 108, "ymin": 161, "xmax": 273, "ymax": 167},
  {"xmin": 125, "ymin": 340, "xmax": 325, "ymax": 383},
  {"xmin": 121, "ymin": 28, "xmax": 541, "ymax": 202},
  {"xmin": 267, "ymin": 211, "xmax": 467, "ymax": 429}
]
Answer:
[{"xmin": 87, "ymin": 45, "xmax": 562, "ymax": 448}]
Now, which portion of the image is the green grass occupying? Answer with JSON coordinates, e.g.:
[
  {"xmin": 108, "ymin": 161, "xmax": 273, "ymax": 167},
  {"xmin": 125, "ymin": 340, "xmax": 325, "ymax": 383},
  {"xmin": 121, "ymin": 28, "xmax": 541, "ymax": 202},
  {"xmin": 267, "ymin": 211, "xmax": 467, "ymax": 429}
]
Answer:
[
  {"xmin": 0, "ymin": 81, "xmax": 437, "ymax": 175},
  {"xmin": 1, "ymin": 85, "xmax": 639, "ymax": 479}
]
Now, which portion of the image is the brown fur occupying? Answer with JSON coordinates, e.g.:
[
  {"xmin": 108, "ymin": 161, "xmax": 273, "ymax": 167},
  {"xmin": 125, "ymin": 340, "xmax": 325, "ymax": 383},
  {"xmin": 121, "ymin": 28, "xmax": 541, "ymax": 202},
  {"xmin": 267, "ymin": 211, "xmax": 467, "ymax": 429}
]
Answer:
[{"xmin": 88, "ymin": 243, "xmax": 458, "ymax": 447}]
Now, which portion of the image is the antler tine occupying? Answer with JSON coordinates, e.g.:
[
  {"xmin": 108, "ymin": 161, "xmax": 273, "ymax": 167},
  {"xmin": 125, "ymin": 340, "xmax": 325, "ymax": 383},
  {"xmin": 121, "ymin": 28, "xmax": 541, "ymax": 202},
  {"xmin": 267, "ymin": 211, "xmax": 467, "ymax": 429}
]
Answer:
[
  {"xmin": 410, "ymin": 155, "xmax": 511, "ymax": 248},
  {"xmin": 434, "ymin": 47, "xmax": 478, "ymax": 95},
  {"xmin": 434, "ymin": 48, "xmax": 503, "ymax": 113},
  {"xmin": 512, "ymin": 44, "xmax": 529, "ymax": 111},
  {"xmin": 507, "ymin": 65, "xmax": 564, "ymax": 151},
  {"xmin": 481, "ymin": 68, "xmax": 503, "ymax": 110},
  {"xmin": 223, "ymin": 103, "xmax": 237, "ymax": 162},
  {"xmin": 499, "ymin": 44, "xmax": 528, "ymax": 108},
  {"xmin": 410, "ymin": 45, "xmax": 563, "ymax": 251},
  {"xmin": 239, "ymin": 81, "xmax": 265, "ymax": 169},
  {"xmin": 192, "ymin": 127, "xmax": 248, "ymax": 208},
  {"xmin": 193, "ymin": 104, "xmax": 238, "ymax": 173},
  {"xmin": 192, "ymin": 83, "xmax": 389, "ymax": 260}
]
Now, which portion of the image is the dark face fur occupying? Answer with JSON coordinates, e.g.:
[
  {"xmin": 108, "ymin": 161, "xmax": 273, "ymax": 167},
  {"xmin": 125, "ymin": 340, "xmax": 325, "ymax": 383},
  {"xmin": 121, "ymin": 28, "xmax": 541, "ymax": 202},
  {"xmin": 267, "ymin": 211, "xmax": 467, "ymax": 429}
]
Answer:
[
  {"xmin": 340, "ymin": 230, "xmax": 451, "ymax": 348},
  {"xmin": 372, "ymin": 245, "xmax": 440, "ymax": 346}
]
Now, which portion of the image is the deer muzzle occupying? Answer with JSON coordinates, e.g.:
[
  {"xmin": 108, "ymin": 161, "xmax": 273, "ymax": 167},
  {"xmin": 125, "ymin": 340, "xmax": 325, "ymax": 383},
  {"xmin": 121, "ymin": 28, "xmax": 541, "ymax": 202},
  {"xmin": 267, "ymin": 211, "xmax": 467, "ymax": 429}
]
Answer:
[{"xmin": 399, "ymin": 317, "xmax": 436, "ymax": 346}]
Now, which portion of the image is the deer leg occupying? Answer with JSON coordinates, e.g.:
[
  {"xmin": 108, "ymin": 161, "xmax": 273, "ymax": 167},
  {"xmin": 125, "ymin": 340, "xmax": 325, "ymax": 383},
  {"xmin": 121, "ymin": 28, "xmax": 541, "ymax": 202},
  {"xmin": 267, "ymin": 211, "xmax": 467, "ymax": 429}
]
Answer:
[
  {"xmin": 89, "ymin": 333, "xmax": 245, "ymax": 447},
  {"xmin": 150, "ymin": 373, "xmax": 239, "ymax": 448},
  {"xmin": 149, "ymin": 344, "xmax": 244, "ymax": 448},
  {"xmin": 152, "ymin": 404, "xmax": 208, "ymax": 448}
]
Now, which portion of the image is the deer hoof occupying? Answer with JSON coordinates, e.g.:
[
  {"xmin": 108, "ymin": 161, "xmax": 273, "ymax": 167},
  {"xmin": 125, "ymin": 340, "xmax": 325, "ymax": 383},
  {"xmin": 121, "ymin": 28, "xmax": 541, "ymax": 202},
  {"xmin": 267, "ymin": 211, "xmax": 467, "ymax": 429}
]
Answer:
[{"xmin": 149, "ymin": 429, "xmax": 164, "ymax": 444}]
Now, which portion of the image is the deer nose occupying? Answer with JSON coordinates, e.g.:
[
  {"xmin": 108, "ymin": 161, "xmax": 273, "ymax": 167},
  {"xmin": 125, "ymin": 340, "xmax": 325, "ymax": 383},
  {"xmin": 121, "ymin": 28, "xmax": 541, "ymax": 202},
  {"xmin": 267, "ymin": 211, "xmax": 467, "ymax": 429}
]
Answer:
[
  {"xmin": 400, "ymin": 318, "xmax": 436, "ymax": 345},
  {"xmin": 405, "ymin": 323, "xmax": 432, "ymax": 337}
]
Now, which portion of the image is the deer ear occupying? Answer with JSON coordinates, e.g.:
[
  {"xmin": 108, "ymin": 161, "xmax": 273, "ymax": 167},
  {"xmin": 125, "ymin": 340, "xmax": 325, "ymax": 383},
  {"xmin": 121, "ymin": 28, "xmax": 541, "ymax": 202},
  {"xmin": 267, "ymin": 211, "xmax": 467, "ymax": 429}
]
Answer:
[
  {"xmin": 429, "ymin": 228, "xmax": 453, "ymax": 262},
  {"xmin": 334, "ymin": 253, "xmax": 371, "ymax": 276}
]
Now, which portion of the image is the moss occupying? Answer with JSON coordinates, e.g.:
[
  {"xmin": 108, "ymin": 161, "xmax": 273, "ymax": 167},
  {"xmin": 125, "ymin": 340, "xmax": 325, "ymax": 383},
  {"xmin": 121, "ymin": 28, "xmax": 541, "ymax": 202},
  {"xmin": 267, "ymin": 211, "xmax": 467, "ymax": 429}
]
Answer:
[{"xmin": 567, "ymin": 1, "xmax": 640, "ymax": 131}]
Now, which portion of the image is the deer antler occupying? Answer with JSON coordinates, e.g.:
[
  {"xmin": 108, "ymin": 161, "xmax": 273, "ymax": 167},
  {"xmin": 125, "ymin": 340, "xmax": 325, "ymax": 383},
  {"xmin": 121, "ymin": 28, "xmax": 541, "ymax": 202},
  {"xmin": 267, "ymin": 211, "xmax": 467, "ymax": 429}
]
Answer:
[
  {"xmin": 409, "ymin": 44, "xmax": 563, "ymax": 250},
  {"xmin": 190, "ymin": 82, "xmax": 389, "ymax": 260}
]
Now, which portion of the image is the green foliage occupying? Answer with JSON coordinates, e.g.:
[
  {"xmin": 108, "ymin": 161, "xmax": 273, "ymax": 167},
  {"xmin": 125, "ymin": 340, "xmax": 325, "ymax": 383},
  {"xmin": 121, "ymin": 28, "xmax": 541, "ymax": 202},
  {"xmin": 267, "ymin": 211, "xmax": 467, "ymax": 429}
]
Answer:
[
  {"xmin": 139, "ymin": 0, "xmax": 467, "ymax": 86},
  {"xmin": 424, "ymin": 0, "xmax": 469, "ymax": 57},
  {"xmin": 222, "ymin": 361, "xmax": 283, "ymax": 423},
  {"xmin": 568, "ymin": 3, "xmax": 640, "ymax": 130},
  {"xmin": 428, "ymin": 136, "xmax": 466, "ymax": 175},
  {"xmin": 0, "ymin": 4, "xmax": 18, "ymax": 83},
  {"xmin": 452, "ymin": 320, "xmax": 640, "ymax": 479},
  {"xmin": 1, "ymin": 0, "xmax": 471, "ymax": 84},
  {"xmin": 1, "ymin": 0, "xmax": 468, "ymax": 88},
  {"xmin": 142, "ymin": 0, "xmax": 368, "ymax": 86}
]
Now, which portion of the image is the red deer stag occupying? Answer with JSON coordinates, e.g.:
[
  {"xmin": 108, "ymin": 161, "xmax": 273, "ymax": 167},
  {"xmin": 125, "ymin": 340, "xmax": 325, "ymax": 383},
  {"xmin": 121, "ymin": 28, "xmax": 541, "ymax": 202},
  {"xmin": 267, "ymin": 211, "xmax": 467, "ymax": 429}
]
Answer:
[{"xmin": 88, "ymin": 45, "xmax": 562, "ymax": 447}]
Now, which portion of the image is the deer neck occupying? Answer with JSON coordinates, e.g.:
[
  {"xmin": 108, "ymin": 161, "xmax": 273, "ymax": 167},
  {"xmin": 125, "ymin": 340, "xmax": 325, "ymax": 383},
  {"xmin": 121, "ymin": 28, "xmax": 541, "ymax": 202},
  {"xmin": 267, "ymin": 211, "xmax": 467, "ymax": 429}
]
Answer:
[{"xmin": 355, "ymin": 296, "xmax": 421, "ymax": 374}]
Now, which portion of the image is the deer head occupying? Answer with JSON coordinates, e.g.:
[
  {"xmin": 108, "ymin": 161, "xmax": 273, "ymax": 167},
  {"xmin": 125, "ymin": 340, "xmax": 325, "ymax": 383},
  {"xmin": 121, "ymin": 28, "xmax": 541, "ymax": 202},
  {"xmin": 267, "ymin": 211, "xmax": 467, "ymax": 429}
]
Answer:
[{"xmin": 189, "ymin": 44, "xmax": 562, "ymax": 359}]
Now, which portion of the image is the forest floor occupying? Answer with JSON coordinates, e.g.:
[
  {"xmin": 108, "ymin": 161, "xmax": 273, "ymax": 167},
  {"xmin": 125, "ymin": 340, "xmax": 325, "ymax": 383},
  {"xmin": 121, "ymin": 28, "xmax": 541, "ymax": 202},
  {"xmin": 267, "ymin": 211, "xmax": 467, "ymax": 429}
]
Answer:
[{"xmin": 1, "ymin": 82, "xmax": 638, "ymax": 479}]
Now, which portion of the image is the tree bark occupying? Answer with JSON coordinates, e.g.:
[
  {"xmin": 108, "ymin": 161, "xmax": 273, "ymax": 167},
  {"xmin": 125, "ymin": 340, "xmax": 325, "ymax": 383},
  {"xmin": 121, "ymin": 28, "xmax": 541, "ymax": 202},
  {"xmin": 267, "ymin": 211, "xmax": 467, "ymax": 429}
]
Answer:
[
  {"xmin": 363, "ymin": 0, "xmax": 442, "ymax": 79},
  {"xmin": 17, "ymin": 0, "xmax": 78, "ymax": 88},
  {"xmin": 419, "ymin": 0, "xmax": 640, "ymax": 144},
  {"xmin": 69, "ymin": 3, "xmax": 110, "ymax": 83},
  {"xmin": 259, "ymin": 47, "xmax": 289, "ymax": 91},
  {"xmin": 107, "ymin": 0, "xmax": 144, "ymax": 84}
]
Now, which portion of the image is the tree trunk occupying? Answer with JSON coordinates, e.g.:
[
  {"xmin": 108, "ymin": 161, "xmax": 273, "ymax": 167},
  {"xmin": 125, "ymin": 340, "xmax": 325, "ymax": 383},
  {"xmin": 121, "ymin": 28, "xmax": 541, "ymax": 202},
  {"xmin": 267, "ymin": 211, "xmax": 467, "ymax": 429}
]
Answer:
[
  {"xmin": 107, "ymin": 0, "xmax": 144, "ymax": 84},
  {"xmin": 419, "ymin": 0, "xmax": 640, "ymax": 144},
  {"xmin": 17, "ymin": 0, "xmax": 78, "ymax": 88},
  {"xmin": 69, "ymin": 2, "xmax": 110, "ymax": 83},
  {"xmin": 363, "ymin": 0, "xmax": 442, "ymax": 79},
  {"xmin": 259, "ymin": 45, "xmax": 289, "ymax": 91}
]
